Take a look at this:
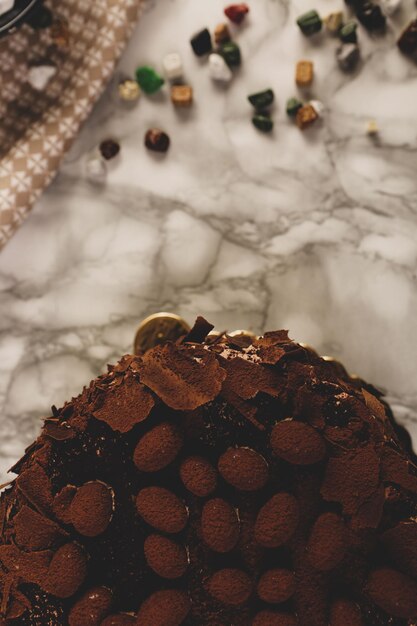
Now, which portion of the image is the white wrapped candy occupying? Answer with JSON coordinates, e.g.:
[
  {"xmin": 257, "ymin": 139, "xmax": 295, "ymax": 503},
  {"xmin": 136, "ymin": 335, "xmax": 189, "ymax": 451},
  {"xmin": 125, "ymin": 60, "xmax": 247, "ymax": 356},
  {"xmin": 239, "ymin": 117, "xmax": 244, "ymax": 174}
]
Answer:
[
  {"xmin": 0, "ymin": 0, "xmax": 14, "ymax": 17},
  {"xmin": 309, "ymin": 100, "xmax": 325, "ymax": 117},
  {"xmin": 208, "ymin": 53, "xmax": 233, "ymax": 83},
  {"xmin": 162, "ymin": 53, "xmax": 183, "ymax": 81},
  {"xmin": 27, "ymin": 64, "xmax": 57, "ymax": 91}
]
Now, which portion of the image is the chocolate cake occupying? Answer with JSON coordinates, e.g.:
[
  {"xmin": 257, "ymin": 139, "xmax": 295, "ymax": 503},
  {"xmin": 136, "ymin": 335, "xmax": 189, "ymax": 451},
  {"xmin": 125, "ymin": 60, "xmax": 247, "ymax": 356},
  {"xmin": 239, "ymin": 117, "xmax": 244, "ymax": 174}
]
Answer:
[{"xmin": 1, "ymin": 317, "xmax": 417, "ymax": 626}]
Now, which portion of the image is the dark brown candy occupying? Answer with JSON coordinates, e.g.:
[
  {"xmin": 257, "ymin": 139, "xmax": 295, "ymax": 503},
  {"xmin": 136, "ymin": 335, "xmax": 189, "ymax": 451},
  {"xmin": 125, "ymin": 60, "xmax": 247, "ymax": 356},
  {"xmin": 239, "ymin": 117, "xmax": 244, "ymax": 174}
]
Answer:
[
  {"xmin": 101, "ymin": 616, "xmax": 135, "ymax": 626},
  {"xmin": 13, "ymin": 505, "xmax": 66, "ymax": 550},
  {"xmin": 306, "ymin": 513, "xmax": 347, "ymax": 571},
  {"xmin": 366, "ymin": 568, "xmax": 417, "ymax": 619},
  {"xmin": 180, "ymin": 456, "xmax": 217, "ymax": 497},
  {"xmin": 252, "ymin": 613, "xmax": 297, "ymax": 626},
  {"xmin": 144, "ymin": 534, "xmax": 188, "ymax": 579},
  {"xmin": 69, "ymin": 481, "xmax": 114, "ymax": 537},
  {"xmin": 68, "ymin": 586, "xmax": 113, "ymax": 626},
  {"xmin": 133, "ymin": 422, "xmax": 183, "ymax": 472},
  {"xmin": 144, "ymin": 129, "xmax": 170, "ymax": 153},
  {"xmin": 201, "ymin": 498, "xmax": 240, "ymax": 553},
  {"xmin": 218, "ymin": 447, "xmax": 269, "ymax": 491},
  {"xmin": 207, "ymin": 568, "xmax": 252, "ymax": 606},
  {"xmin": 99, "ymin": 139, "xmax": 120, "ymax": 161},
  {"xmin": 136, "ymin": 589, "xmax": 190, "ymax": 625},
  {"xmin": 100, "ymin": 615, "xmax": 135, "ymax": 625},
  {"xmin": 398, "ymin": 19, "xmax": 417, "ymax": 56},
  {"xmin": 270, "ymin": 420, "xmax": 326, "ymax": 465},
  {"xmin": 44, "ymin": 542, "xmax": 87, "ymax": 598},
  {"xmin": 257, "ymin": 569, "xmax": 296, "ymax": 604},
  {"xmin": 382, "ymin": 521, "xmax": 417, "ymax": 578},
  {"xmin": 329, "ymin": 599, "xmax": 363, "ymax": 626},
  {"xmin": 255, "ymin": 493, "xmax": 299, "ymax": 547},
  {"xmin": 136, "ymin": 487, "xmax": 188, "ymax": 534}
]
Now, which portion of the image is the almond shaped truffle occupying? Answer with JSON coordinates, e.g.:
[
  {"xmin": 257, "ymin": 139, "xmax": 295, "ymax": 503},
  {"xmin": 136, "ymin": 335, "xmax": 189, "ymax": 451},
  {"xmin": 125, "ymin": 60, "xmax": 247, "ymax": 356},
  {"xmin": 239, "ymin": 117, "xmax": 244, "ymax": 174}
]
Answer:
[{"xmin": 0, "ymin": 318, "xmax": 416, "ymax": 626}]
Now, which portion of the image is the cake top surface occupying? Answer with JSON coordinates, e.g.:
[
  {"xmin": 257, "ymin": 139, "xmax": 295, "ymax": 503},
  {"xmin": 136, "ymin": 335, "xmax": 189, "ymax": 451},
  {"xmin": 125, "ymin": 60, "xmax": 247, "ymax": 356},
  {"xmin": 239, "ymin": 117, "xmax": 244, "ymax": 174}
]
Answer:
[{"xmin": 0, "ymin": 317, "xmax": 417, "ymax": 626}]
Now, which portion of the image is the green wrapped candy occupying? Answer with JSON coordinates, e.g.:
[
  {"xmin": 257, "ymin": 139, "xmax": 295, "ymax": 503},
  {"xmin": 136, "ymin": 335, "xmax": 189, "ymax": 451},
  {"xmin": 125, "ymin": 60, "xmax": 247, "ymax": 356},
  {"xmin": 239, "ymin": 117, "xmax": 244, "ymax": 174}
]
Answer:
[
  {"xmin": 340, "ymin": 21, "xmax": 358, "ymax": 43},
  {"xmin": 135, "ymin": 66, "xmax": 165, "ymax": 94},
  {"xmin": 286, "ymin": 97, "xmax": 303, "ymax": 117},
  {"xmin": 248, "ymin": 89, "xmax": 274, "ymax": 110},
  {"xmin": 220, "ymin": 41, "xmax": 241, "ymax": 67},
  {"xmin": 297, "ymin": 10, "xmax": 322, "ymax": 36},
  {"xmin": 252, "ymin": 114, "xmax": 273, "ymax": 133}
]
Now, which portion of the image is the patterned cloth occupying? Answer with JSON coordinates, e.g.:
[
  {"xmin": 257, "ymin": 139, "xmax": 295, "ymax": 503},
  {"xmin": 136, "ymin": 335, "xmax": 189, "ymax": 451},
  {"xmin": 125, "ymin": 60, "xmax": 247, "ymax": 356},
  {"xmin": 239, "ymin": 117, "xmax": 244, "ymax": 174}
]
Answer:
[{"xmin": 0, "ymin": 0, "xmax": 144, "ymax": 250}]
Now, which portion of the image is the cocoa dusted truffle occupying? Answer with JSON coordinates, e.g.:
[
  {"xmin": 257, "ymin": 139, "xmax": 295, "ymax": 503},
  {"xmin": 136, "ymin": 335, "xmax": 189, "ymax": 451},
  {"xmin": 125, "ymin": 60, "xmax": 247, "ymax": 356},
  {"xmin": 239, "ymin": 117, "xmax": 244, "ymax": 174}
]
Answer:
[{"xmin": 1, "ymin": 318, "xmax": 417, "ymax": 625}]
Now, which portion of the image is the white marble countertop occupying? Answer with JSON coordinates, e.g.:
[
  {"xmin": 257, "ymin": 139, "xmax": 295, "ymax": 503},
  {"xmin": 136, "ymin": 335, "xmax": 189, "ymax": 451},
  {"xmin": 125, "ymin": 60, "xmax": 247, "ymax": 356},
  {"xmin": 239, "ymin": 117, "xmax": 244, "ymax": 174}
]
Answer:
[{"xmin": 0, "ymin": 0, "xmax": 417, "ymax": 481}]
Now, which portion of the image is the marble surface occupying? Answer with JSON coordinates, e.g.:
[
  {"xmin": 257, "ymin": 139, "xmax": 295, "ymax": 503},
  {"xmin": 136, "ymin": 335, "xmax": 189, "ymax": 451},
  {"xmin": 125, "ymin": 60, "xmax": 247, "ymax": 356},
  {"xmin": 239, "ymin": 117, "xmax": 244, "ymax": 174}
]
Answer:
[{"xmin": 1, "ymin": 0, "xmax": 417, "ymax": 481}]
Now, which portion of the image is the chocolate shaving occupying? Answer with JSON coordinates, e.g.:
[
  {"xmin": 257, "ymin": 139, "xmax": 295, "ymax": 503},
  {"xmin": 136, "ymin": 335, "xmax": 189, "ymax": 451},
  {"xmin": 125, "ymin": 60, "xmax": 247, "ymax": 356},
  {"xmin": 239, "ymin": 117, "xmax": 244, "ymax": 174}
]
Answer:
[
  {"xmin": 321, "ymin": 444, "xmax": 380, "ymax": 515},
  {"xmin": 182, "ymin": 316, "xmax": 214, "ymax": 344},
  {"xmin": 362, "ymin": 388, "xmax": 387, "ymax": 424},
  {"xmin": 140, "ymin": 342, "xmax": 226, "ymax": 411},
  {"xmin": 381, "ymin": 447, "xmax": 417, "ymax": 494},
  {"xmin": 13, "ymin": 505, "xmax": 67, "ymax": 550},
  {"xmin": 43, "ymin": 420, "xmax": 76, "ymax": 441},
  {"xmin": 220, "ymin": 355, "xmax": 284, "ymax": 400},
  {"xmin": 220, "ymin": 386, "xmax": 264, "ymax": 430},
  {"xmin": 93, "ymin": 375, "xmax": 155, "ymax": 433},
  {"xmin": 351, "ymin": 484, "xmax": 384, "ymax": 530},
  {"xmin": 17, "ymin": 463, "xmax": 53, "ymax": 515},
  {"xmin": 0, "ymin": 545, "xmax": 52, "ymax": 585},
  {"xmin": 254, "ymin": 330, "xmax": 291, "ymax": 364}
]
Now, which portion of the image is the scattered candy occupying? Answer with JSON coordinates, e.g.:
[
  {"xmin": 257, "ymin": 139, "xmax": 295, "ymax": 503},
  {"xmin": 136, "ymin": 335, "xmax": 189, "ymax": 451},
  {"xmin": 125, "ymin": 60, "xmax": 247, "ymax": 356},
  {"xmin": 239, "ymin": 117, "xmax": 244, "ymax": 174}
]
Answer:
[
  {"xmin": 85, "ymin": 156, "xmax": 107, "ymax": 184},
  {"xmin": 309, "ymin": 100, "xmax": 325, "ymax": 117},
  {"xmin": 190, "ymin": 28, "xmax": 212, "ymax": 57},
  {"xmin": 297, "ymin": 10, "xmax": 322, "ymax": 36},
  {"xmin": 340, "ymin": 21, "xmax": 358, "ymax": 43},
  {"xmin": 367, "ymin": 119, "xmax": 379, "ymax": 135},
  {"xmin": 286, "ymin": 97, "xmax": 303, "ymax": 117},
  {"xmin": 397, "ymin": 19, "xmax": 417, "ymax": 57},
  {"xmin": 99, "ymin": 139, "xmax": 120, "ymax": 161},
  {"xmin": 171, "ymin": 85, "xmax": 193, "ymax": 107},
  {"xmin": 27, "ymin": 5, "xmax": 53, "ymax": 29},
  {"xmin": 27, "ymin": 64, "xmax": 57, "ymax": 91},
  {"xmin": 247, "ymin": 89, "xmax": 274, "ymax": 110},
  {"xmin": 252, "ymin": 113, "xmax": 273, "ymax": 133},
  {"xmin": 324, "ymin": 12, "xmax": 344, "ymax": 35},
  {"xmin": 356, "ymin": 2, "xmax": 386, "ymax": 32},
  {"xmin": 296, "ymin": 104, "xmax": 318, "ymax": 130},
  {"xmin": 135, "ymin": 66, "xmax": 164, "ymax": 94},
  {"xmin": 0, "ymin": 0, "xmax": 13, "ymax": 17},
  {"xmin": 162, "ymin": 53, "xmax": 184, "ymax": 82},
  {"xmin": 336, "ymin": 43, "xmax": 360, "ymax": 71},
  {"xmin": 224, "ymin": 3, "xmax": 249, "ymax": 25},
  {"xmin": 145, "ymin": 129, "xmax": 170, "ymax": 153},
  {"xmin": 214, "ymin": 22, "xmax": 231, "ymax": 45},
  {"xmin": 50, "ymin": 18, "xmax": 70, "ymax": 47},
  {"xmin": 220, "ymin": 41, "xmax": 242, "ymax": 67},
  {"xmin": 295, "ymin": 60, "xmax": 314, "ymax": 87},
  {"xmin": 380, "ymin": 0, "xmax": 401, "ymax": 16},
  {"xmin": 208, "ymin": 53, "xmax": 233, "ymax": 82},
  {"xmin": 118, "ymin": 79, "xmax": 140, "ymax": 101}
]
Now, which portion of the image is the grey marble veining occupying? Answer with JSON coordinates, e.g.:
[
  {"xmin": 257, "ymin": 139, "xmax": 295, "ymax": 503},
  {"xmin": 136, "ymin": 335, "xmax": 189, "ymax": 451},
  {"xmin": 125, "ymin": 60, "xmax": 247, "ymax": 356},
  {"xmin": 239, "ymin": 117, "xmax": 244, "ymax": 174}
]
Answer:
[{"xmin": 0, "ymin": 0, "xmax": 417, "ymax": 480}]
